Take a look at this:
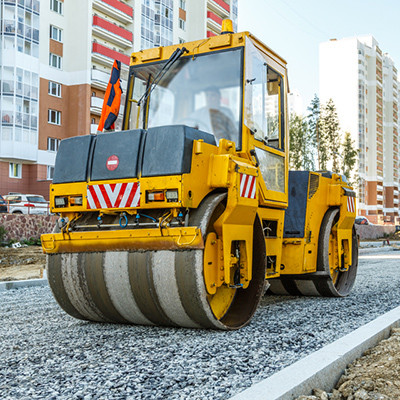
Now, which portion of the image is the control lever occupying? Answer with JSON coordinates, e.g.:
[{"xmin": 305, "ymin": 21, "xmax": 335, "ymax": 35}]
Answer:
[{"xmin": 250, "ymin": 149, "xmax": 260, "ymax": 168}]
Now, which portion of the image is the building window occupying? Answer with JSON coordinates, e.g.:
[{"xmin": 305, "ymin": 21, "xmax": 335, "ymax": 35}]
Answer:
[
  {"xmin": 50, "ymin": 25, "xmax": 62, "ymax": 42},
  {"xmin": 48, "ymin": 81, "xmax": 61, "ymax": 97},
  {"xmin": 9, "ymin": 163, "xmax": 22, "ymax": 179},
  {"xmin": 47, "ymin": 166, "xmax": 55, "ymax": 180},
  {"xmin": 47, "ymin": 137, "xmax": 60, "ymax": 151},
  {"xmin": 49, "ymin": 53, "xmax": 62, "ymax": 69},
  {"xmin": 180, "ymin": 0, "xmax": 186, "ymax": 10},
  {"xmin": 179, "ymin": 37, "xmax": 185, "ymax": 44},
  {"xmin": 179, "ymin": 18, "xmax": 186, "ymax": 31},
  {"xmin": 50, "ymin": 0, "xmax": 63, "ymax": 15},
  {"xmin": 48, "ymin": 110, "xmax": 61, "ymax": 125}
]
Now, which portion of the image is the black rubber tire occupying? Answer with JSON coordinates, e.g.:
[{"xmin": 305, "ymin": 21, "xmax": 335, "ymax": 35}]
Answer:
[{"xmin": 268, "ymin": 208, "xmax": 358, "ymax": 297}]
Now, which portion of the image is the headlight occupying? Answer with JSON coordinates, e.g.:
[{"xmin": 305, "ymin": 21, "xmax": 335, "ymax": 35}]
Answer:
[
  {"xmin": 54, "ymin": 196, "xmax": 68, "ymax": 208},
  {"xmin": 147, "ymin": 191, "xmax": 165, "ymax": 202},
  {"xmin": 166, "ymin": 190, "xmax": 179, "ymax": 202},
  {"xmin": 69, "ymin": 196, "xmax": 83, "ymax": 206}
]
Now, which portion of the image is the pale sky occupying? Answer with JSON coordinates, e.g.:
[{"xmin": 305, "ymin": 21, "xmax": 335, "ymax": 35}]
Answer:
[{"xmin": 238, "ymin": 0, "xmax": 400, "ymax": 113}]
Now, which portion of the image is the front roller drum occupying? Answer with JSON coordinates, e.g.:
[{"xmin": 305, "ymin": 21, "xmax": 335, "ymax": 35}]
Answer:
[
  {"xmin": 47, "ymin": 193, "xmax": 266, "ymax": 329},
  {"xmin": 269, "ymin": 208, "xmax": 358, "ymax": 297}
]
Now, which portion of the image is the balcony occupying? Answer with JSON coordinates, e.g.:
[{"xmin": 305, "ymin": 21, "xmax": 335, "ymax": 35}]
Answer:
[
  {"xmin": 4, "ymin": 20, "xmax": 15, "ymax": 34},
  {"xmin": 91, "ymin": 68, "xmax": 110, "ymax": 90},
  {"xmin": 90, "ymin": 95, "xmax": 125, "ymax": 118},
  {"xmin": 1, "ymin": 111, "xmax": 14, "ymax": 125},
  {"xmin": 207, "ymin": 11, "xmax": 222, "ymax": 32},
  {"xmin": 90, "ymin": 124, "xmax": 99, "ymax": 134},
  {"xmin": 90, "ymin": 96, "xmax": 104, "ymax": 116},
  {"xmin": 92, "ymin": 15, "xmax": 133, "ymax": 49},
  {"xmin": 2, "ymin": 80, "xmax": 14, "ymax": 94},
  {"xmin": 93, "ymin": 0, "xmax": 133, "ymax": 24},
  {"xmin": 207, "ymin": 0, "xmax": 230, "ymax": 18},
  {"xmin": 92, "ymin": 42, "xmax": 130, "ymax": 67},
  {"xmin": 91, "ymin": 68, "xmax": 126, "ymax": 92}
]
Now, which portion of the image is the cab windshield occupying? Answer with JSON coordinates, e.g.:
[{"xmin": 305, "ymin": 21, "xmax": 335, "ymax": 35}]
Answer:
[{"xmin": 129, "ymin": 48, "xmax": 243, "ymax": 147}]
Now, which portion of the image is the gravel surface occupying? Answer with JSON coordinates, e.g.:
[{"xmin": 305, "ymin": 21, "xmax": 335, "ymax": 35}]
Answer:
[{"xmin": 1, "ymin": 251, "xmax": 400, "ymax": 400}]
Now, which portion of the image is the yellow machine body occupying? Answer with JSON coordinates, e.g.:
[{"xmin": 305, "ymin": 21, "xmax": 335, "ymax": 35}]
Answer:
[{"xmin": 41, "ymin": 25, "xmax": 358, "ymax": 329}]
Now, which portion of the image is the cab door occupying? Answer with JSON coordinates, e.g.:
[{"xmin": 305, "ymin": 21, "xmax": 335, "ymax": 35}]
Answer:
[{"xmin": 243, "ymin": 36, "xmax": 288, "ymax": 206}]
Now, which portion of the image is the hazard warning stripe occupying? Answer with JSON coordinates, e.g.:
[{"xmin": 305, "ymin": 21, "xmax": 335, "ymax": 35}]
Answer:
[
  {"xmin": 87, "ymin": 182, "xmax": 140, "ymax": 209},
  {"xmin": 240, "ymin": 174, "xmax": 256, "ymax": 199},
  {"xmin": 347, "ymin": 196, "xmax": 355, "ymax": 213}
]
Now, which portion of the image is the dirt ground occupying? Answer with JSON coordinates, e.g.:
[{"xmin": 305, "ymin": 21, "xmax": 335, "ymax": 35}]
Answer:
[
  {"xmin": 296, "ymin": 329, "xmax": 400, "ymax": 400},
  {"xmin": 0, "ymin": 245, "xmax": 45, "ymax": 281}
]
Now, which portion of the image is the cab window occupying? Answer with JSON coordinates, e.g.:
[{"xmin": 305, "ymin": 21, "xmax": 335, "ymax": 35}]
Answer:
[{"xmin": 244, "ymin": 38, "xmax": 284, "ymax": 150}]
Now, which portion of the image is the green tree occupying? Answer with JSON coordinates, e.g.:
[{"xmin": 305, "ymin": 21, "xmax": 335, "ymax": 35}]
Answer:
[
  {"xmin": 289, "ymin": 114, "xmax": 307, "ymax": 170},
  {"xmin": 341, "ymin": 131, "xmax": 358, "ymax": 184},
  {"xmin": 289, "ymin": 114, "xmax": 315, "ymax": 170},
  {"xmin": 320, "ymin": 98, "xmax": 340, "ymax": 172},
  {"xmin": 307, "ymin": 94, "xmax": 321, "ymax": 170}
]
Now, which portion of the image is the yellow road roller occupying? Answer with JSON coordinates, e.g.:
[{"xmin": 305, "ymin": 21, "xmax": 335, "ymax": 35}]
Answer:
[{"xmin": 41, "ymin": 20, "xmax": 358, "ymax": 330}]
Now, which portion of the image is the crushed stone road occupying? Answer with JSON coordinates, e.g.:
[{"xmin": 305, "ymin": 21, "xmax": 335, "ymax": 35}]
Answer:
[{"xmin": 1, "ymin": 251, "xmax": 400, "ymax": 399}]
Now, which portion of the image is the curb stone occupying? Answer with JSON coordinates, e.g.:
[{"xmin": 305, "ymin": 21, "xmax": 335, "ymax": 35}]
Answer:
[
  {"xmin": 0, "ymin": 276, "xmax": 48, "ymax": 292},
  {"xmin": 230, "ymin": 306, "xmax": 400, "ymax": 400}
]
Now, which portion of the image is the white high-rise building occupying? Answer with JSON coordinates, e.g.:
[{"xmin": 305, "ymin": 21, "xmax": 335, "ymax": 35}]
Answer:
[
  {"xmin": 320, "ymin": 36, "xmax": 399, "ymax": 224},
  {"xmin": 0, "ymin": 0, "xmax": 238, "ymax": 198},
  {"xmin": 288, "ymin": 89, "xmax": 304, "ymax": 118},
  {"xmin": 0, "ymin": 0, "xmax": 40, "ymax": 187}
]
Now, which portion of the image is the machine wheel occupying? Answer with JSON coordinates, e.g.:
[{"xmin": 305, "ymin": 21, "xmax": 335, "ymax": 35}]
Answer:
[
  {"xmin": 185, "ymin": 193, "xmax": 266, "ymax": 329},
  {"xmin": 315, "ymin": 209, "xmax": 358, "ymax": 297},
  {"xmin": 46, "ymin": 193, "xmax": 266, "ymax": 329},
  {"xmin": 268, "ymin": 208, "xmax": 358, "ymax": 297}
]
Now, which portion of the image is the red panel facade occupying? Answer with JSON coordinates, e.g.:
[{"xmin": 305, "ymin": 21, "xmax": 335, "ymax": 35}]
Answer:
[
  {"xmin": 92, "ymin": 42, "xmax": 130, "ymax": 65},
  {"xmin": 100, "ymin": 0, "xmax": 133, "ymax": 17},
  {"xmin": 93, "ymin": 15, "xmax": 133, "ymax": 42}
]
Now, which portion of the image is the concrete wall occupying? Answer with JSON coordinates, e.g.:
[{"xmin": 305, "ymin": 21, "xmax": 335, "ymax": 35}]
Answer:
[
  {"xmin": 355, "ymin": 224, "xmax": 396, "ymax": 240},
  {"xmin": 0, "ymin": 214, "xmax": 57, "ymax": 242}
]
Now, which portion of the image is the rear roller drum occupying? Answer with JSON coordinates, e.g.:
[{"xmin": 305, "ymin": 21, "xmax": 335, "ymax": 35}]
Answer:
[
  {"xmin": 47, "ymin": 193, "xmax": 266, "ymax": 329},
  {"xmin": 268, "ymin": 208, "xmax": 358, "ymax": 297}
]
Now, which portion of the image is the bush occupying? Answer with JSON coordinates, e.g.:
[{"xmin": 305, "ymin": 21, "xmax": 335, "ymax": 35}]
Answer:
[
  {"xmin": 0, "ymin": 225, "xmax": 6, "ymax": 243},
  {"xmin": 22, "ymin": 237, "xmax": 42, "ymax": 246}
]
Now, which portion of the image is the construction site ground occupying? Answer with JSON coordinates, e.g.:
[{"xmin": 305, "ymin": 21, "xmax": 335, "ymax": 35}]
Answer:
[
  {"xmin": 0, "ymin": 245, "xmax": 45, "ymax": 281},
  {"xmin": 1, "ymin": 245, "xmax": 400, "ymax": 400}
]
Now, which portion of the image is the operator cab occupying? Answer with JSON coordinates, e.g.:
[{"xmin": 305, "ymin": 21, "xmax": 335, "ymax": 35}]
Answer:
[
  {"xmin": 123, "ymin": 27, "xmax": 288, "ymax": 204},
  {"xmin": 128, "ymin": 48, "xmax": 243, "ymax": 145}
]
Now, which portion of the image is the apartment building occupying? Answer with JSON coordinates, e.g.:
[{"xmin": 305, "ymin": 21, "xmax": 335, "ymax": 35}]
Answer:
[
  {"xmin": 320, "ymin": 36, "xmax": 399, "ymax": 224},
  {"xmin": 0, "ymin": 0, "xmax": 237, "ymax": 199},
  {"xmin": 287, "ymin": 89, "xmax": 304, "ymax": 118}
]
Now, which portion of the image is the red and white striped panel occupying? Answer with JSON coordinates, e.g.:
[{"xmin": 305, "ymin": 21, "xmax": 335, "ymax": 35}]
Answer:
[
  {"xmin": 87, "ymin": 182, "xmax": 140, "ymax": 210},
  {"xmin": 240, "ymin": 174, "xmax": 256, "ymax": 199},
  {"xmin": 347, "ymin": 196, "xmax": 355, "ymax": 213}
]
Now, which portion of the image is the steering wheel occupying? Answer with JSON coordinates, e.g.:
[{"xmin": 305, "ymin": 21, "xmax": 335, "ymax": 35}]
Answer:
[
  {"xmin": 209, "ymin": 109, "xmax": 237, "ymax": 142},
  {"xmin": 177, "ymin": 117, "xmax": 210, "ymax": 132}
]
